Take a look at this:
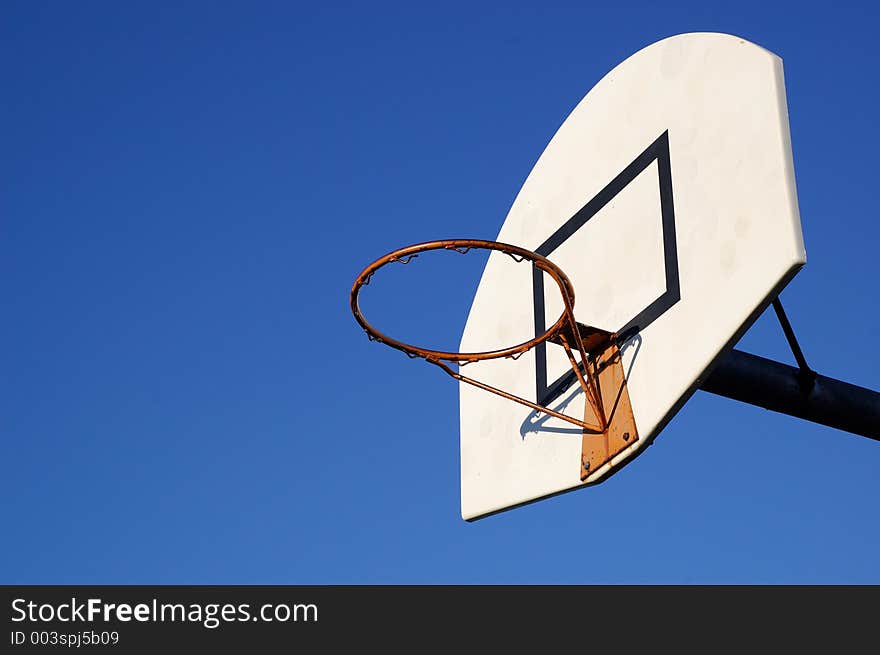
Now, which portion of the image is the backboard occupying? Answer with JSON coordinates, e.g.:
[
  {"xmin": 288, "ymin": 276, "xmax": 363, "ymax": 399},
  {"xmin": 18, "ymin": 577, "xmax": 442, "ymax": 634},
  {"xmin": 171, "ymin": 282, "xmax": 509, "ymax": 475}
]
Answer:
[{"xmin": 460, "ymin": 33, "xmax": 806, "ymax": 520}]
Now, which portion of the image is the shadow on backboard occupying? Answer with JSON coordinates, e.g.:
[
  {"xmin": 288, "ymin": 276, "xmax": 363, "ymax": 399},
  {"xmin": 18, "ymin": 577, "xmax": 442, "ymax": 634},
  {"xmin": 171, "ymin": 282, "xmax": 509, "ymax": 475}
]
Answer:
[{"xmin": 519, "ymin": 333, "xmax": 642, "ymax": 438}]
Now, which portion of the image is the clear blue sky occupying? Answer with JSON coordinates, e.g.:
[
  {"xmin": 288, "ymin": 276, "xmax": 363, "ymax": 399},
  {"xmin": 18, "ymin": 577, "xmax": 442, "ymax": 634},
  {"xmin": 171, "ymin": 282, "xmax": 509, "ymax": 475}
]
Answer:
[{"xmin": 3, "ymin": 2, "xmax": 878, "ymax": 583}]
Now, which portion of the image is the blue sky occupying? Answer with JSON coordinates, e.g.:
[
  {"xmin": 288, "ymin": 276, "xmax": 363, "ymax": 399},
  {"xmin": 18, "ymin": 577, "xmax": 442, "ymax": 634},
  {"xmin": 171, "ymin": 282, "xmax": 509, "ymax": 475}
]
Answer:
[{"xmin": 3, "ymin": 2, "xmax": 879, "ymax": 583}]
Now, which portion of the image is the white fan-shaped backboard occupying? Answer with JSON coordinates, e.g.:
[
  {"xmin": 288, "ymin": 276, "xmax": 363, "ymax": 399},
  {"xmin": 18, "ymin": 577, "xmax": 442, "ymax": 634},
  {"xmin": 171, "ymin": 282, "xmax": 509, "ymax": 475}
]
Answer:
[{"xmin": 460, "ymin": 33, "xmax": 806, "ymax": 520}]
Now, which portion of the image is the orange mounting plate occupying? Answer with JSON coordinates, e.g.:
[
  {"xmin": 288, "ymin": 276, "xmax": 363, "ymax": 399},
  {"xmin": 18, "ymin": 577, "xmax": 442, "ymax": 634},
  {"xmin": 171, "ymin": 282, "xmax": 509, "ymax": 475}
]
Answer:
[{"xmin": 571, "ymin": 326, "xmax": 640, "ymax": 480}]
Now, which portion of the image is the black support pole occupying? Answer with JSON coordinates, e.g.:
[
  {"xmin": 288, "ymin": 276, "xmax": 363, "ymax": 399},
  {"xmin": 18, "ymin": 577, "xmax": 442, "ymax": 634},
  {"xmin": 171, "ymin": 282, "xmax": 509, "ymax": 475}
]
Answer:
[{"xmin": 700, "ymin": 349, "xmax": 880, "ymax": 441}]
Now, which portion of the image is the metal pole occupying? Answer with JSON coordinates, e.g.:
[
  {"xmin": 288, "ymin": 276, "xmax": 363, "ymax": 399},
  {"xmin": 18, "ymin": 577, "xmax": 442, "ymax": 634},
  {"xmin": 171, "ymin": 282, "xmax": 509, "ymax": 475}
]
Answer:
[{"xmin": 700, "ymin": 349, "xmax": 880, "ymax": 441}]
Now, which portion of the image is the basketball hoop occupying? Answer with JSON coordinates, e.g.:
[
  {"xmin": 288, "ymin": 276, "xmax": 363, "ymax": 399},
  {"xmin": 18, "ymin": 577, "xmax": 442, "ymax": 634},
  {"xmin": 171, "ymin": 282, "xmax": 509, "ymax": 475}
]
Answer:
[{"xmin": 350, "ymin": 239, "xmax": 608, "ymax": 433}]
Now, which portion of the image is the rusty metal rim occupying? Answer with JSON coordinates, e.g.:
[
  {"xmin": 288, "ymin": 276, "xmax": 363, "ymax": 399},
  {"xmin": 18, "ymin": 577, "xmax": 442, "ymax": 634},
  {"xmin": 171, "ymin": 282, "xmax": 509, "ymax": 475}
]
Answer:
[
  {"xmin": 350, "ymin": 239, "xmax": 607, "ymax": 431},
  {"xmin": 350, "ymin": 239, "xmax": 576, "ymax": 363}
]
